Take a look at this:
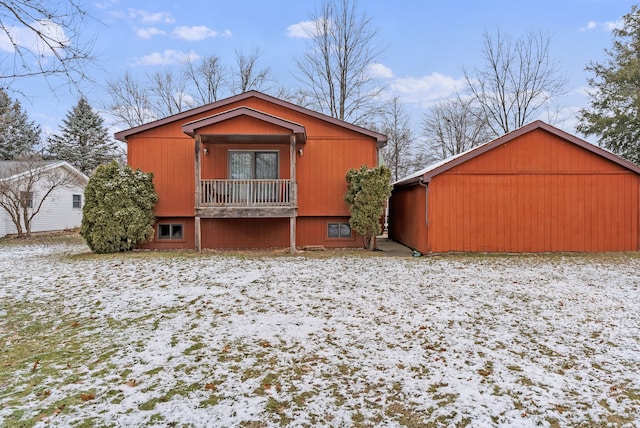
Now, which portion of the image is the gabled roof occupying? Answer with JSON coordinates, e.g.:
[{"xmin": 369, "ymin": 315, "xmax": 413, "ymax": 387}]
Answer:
[
  {"xmin": 114, "ymin": 90, "xmax": 387, "ymax": 147},
  {"xmin": 394, "ymin": 120, "xmax": 640, "ymax": 187},
  {"xmin": 0, "ymin": 160, "xmax": 89, "ymax": 183},
  {"xmin": 182, "ymin": 106, "xmax": 307, "ymax": 143}
]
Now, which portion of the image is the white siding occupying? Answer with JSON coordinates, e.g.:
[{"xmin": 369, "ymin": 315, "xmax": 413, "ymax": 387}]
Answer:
[{"xmin": 0, "ymin": 163, "xmax": 87, "ymax": 237}]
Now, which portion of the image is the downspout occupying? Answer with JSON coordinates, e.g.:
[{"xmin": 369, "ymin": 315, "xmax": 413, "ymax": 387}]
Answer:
[
  {"xmin": 289, "ymin": 134, "xmax": 297, "ymax": 253},
  {"xmin": 194, "ymin": 134, "xmax": 202, "ymax": 252},
  {"xmin": 418, "ymin": 178, "xmax": 429, "ymax": 226},
  {"xmin": 419, "ymin": 178, "xmax": 429, "ymax": 253}
]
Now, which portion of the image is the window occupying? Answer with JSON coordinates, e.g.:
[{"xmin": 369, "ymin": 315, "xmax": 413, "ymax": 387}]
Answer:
[
  {"xmin": 328, "ymin": 222, "xmax": 352, "ymax": 238},
  {"xmin": 229, "ymin": 151, "xmax": 278, "ymax": 179},
  {"xmin": 72, "ymin": 194, "xmax": 82, "ymax": 209},
  {"xmin": 20, "ymin": 191, "xmax": 33, "ymax": 209},
  {"xmin": 158, "ymin": 223, "xmax": 184, "ymax": 240}
]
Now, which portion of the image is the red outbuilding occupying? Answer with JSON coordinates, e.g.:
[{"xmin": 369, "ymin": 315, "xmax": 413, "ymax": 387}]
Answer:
[{"xmin": 389, "ymin": 121, "xmax": 640, "ymax": 253}]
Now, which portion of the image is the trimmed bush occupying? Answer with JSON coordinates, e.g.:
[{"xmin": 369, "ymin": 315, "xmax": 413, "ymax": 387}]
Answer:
[
  {"xmin": 344, "ymin": 165, "xmax": 392, "ymax": 250},
  {"xmin": 81, "ymin": 162, "xmax": 158, "ymax": 253}
]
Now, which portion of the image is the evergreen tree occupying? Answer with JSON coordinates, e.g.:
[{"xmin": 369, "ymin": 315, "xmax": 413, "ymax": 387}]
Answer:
[
  {"xmin": 344, "ymin": 165, "xmax": 392, "ymax": 250},
  {"xmin": 578, "ymin": 5, "xmax": 640, "ymax": 164},
  {"xmin": 81, "ymin": 162, "xmax": 158, "ymax": 253},
  {"xmin": 47, "ymin": 97, "xmax": 118, "ymax": 175},
  {"xmin": 0, "ymin": 88, "xmax": 41, "ymax": 159}
]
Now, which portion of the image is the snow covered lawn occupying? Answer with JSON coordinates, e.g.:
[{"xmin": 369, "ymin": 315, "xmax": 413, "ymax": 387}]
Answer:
[{"xmin": 1, "ymin": 238, "xmax": 639, "ymax": 427}]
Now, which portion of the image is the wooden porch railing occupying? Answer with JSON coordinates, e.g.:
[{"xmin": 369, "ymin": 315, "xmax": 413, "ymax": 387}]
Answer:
[{"xmin": 199, "ymin": 179, "xmax": 294, "ymax": 207}]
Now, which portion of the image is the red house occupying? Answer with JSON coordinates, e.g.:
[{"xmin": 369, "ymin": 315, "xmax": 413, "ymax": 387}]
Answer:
[
  {"xmin": 389, "ymin": 121, "xmax": 640, "ymax": 253},
  {"xmin": 115, "ymin": 91, "xmax": 386, "ymax": 251}
]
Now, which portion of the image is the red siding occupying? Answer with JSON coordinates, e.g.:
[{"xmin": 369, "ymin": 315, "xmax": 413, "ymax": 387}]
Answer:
[
  {"xmin": 297, "ymin": 137, "xmax": 377, "ymax": 216},
  {"xmin": 137, "ymin": 217, "xmax": 195, "ymax": 250},
  {"xmin": 420, "ymin": 128, "xmax": 640, "ymax": 253},
  {"xmin": 124, "ymin": 93, "xmax": 381, "ymax": 250},
  {"xmin": 127, "ymin": 137, "xmax": 195, "ymax": 217},
  {"xmin": 297, "ymin": 217, "xmax": 362, "ymax": 248},
  {"xmin": 388, "ymin": 185, "xmax": 428, "ymax": 253},
  {"xmin": 201, "ymin": 218, "xmax": 289, "ymax": 249}
]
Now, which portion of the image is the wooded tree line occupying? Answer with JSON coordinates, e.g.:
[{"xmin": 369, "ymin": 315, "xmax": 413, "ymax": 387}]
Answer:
[{"xmin": 1, "ymin": 0, "xmax": 640, "ymax": 182}]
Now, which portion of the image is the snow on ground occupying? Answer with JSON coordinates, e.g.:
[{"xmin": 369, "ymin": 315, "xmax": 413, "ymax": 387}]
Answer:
[{"xmin": 1, "ymin": 240, "xmax": 639, "ymax": 427}]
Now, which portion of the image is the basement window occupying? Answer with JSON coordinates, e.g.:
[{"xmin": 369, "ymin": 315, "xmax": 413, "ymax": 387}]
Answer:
[
  {"xmin": 158, "ymin": 223, "xmax": 184, "ymax": 240},
  {"xmin": 328, "ymin": 222, "xmax": 352, "ymax": 238}
]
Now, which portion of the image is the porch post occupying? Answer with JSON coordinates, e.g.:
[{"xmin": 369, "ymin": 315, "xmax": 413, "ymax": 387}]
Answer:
[
  {"xmin": 195, "ymin": 134, "xmax": 201, "ymax": 207},
  {"xmin": 194, "ymin": 134, "xmax": 202, "ymax": 251},
  {"xmin": 290, "ymin": 135, "xmax": 297, "ymax": 253},
  {"xmin": 195, "ymin": 216, "xmax": 201, "ymax": 252}
]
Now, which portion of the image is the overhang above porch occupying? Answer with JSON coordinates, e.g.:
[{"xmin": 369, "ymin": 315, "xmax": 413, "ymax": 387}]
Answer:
[{"xmin": 182, "ymin": 106, "xmax": 307, "ymax": 144}]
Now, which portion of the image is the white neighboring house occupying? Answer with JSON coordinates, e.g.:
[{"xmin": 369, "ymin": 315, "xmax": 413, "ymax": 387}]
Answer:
[{"xmin": 0, "ymin": 161, "xmax": 89, "ymax": 238}]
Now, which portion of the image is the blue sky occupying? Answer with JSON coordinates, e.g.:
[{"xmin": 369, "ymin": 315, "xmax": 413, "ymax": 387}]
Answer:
[{"xmin": 7, "ymin": 0, "xmax": 638, "ymax": 140}]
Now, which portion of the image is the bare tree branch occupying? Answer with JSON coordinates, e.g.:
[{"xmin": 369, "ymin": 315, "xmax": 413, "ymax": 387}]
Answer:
[
  {"xmin": 183, "ymin": 55, "xmax": 227, "ymax": 104},
  {"xmin": 423, "ymin": 96, "xmax": 490, "ymax": 161},
  {"xmin": 230, "ymin": 48, "xmax": 271, "ymax": 94},
  {"xmin": 464, "ymin": 30, "xmax": 567, "ymax": 137},
  {"xmin": 294, "ymin": 0, "xmax": 386, "ymax": 124},
  {"xmin": 379, "ymin": 97, "xmax": 417, "ymax": 181},
  {"xmin": 0, "ymin": 0, "xmax": 97, "ymax": 94},
  {"xmin": 105, "ymin": 71, "xmax": 156, "ymax": 128},
  {"xmin": 147, "ymin": 69, "xmax": 193, "ymax": 117}
]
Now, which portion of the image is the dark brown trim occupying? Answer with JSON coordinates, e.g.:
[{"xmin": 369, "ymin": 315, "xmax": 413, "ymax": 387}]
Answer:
[
  {"xmin": 114, "ymin": 90, "xmax": 387, "ymax": 146},
  {"xmin": 395, "ymin": 120, "xmax": 640, "ymax": 187}
]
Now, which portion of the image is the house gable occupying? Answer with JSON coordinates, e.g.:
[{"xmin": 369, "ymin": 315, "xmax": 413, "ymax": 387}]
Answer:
[
  {"xmin": 115, "ymin": 91, "xmax": 385, "ymax": 146},
  {"xmin": 443, "ymin": 127, "xmax": 635, "ymax": 176},
  {"xmin": 395, "ymin": 121, "xmax": 640, "ymax": 187},
  {"xmin": 182, "ymin": 107, "xmax": 306, "ymax": 142}
]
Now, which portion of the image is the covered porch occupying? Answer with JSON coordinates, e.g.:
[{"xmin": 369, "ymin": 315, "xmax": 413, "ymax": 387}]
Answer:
[{"xmin": 182, "ymin": 106, "xmax": 307, "ymax": 251}]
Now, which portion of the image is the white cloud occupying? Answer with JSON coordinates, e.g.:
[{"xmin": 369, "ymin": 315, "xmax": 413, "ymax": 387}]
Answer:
[
  {"xmin": 126, "ymin": 8, "xmax": 175, "ymax": 24},
  {"xmin": 580, "ymin": 18, "xmax": 623, "ymax": 32},
  {"xmin": 604, "ymin": 19, "xmax": 624, "ymax": 31},
  {"xmin": 0, "ymin": 20, "xmax": 68, "ymax": 56},
  {"xmin": 132, "ymin": 49, "xmax": 200, "ymax": 66},
  {"xmin": 287, "ymin": 20, "xmax": 320, "ymax": 38},
  {"xmin": 368, "ymin": 63, "xmax": 393, "ymax": 79},
  {"xmin": 580, "ymin": 21, "xmax": 598, "ymax": 31},
  {"xmin": 390, "ymin": 72, "xmax": 466, "ymax": 107},
  {"xmin": 171, "ymin": 25, "xmax": 222, "ymax": 41},
  {"xmin": 136, "ymin": 27, "xmax": 165, "ymax": 39}
]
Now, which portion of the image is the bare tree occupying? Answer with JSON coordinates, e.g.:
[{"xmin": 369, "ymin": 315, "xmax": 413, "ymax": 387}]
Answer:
[
  {"xmin": 148, "ymin": 69, "xmax": 193, "ymax": 117},
  {"xmin": 106, "ymin": 71, "xmax": 156, "ymax": 128},
  {"xmin": 423, "ymin": 96, "xmax": 490, "ymax": 161},
  {"xmin": 294, "ymin": 0, "xmax": 385, "ymax": 124},
  {"xmin": 0, "ymin": 156, "xmax": 84, "ymax": 238},
  {"xmin": 380, "ymin": 97, "xmax": 416, "ymax": 182},
  {"xmin": 183, "ymin": 55, "xmax": 227, "ymax": 104},
  {"xmin": 0, "ymin": 0, "xmax": 96, "ymax": 93},
  {"xmin": 230, "ymin": 48, "xmax": 271, "ymax": 94},
  {"xmin": 464, "ymin": 30, "xmax": 567, "ymax": 137}
]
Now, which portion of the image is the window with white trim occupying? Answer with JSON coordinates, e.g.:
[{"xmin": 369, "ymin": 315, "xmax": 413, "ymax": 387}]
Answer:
[{"xmin": 72, "ymin": 194, "xmax": 82, "ymax": 209}]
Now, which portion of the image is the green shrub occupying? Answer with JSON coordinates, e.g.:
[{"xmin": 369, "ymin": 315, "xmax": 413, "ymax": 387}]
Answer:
[
  {"xmin": 344, "ymin": 165, "xmax": 391, "ymax": 250},
  {"xmin": 80, "ymin": 162, "xmax": 158, "ymax": 253}
]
